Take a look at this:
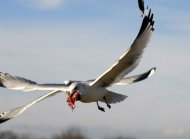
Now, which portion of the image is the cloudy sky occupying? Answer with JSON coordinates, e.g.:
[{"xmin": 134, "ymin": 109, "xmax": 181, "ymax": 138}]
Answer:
[{"xmin": 0, "ymin": 0, "xmax": 190, "ymax": 139}]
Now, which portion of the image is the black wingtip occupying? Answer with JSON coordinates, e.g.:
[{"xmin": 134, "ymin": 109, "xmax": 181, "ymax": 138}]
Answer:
[
  {"xmin": 152, "ymin": 21, "xmax": 155, "ymax": 26},
  {"xmin": 148, "ymin": 8, "xmax": 151, "ymax": 18},
  {"xmin": 0, "ymin": 80, "xmax": 5, "ymax": 88},
  {"xmin": 136, "ymin": 8, "xmax": 154, "ymax": 38},
  {"xmin": 152, "ymin": 67, "xmax": 156, "ymax": 71},
  {"xmin": 133, "ymin": 68, "xmax": 156, "ymax": 83},
  {"xmin": 0, "ymin": 72, "xmax": 6, "ymax": 88},
  {"xmin": 0, "ymin": 83, "xmax": 5, "ymax": 88},
  {"xmin": 0, "ymin": 118, "xmax": 11, "ymax": 124},
  {"xmin": 138, "ymin": 0, "xmax": 145, "ymax": 15}
]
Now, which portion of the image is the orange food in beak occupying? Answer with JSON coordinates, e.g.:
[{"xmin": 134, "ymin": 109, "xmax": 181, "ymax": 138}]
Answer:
[{"xmin": 67, "ymin": 91, "xmax": 79, "ymax": 110}]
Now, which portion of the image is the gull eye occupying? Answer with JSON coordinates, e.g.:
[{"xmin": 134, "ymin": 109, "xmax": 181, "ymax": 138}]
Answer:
[{"xmin": 64, "ymin": 80, "xmax": 73, "ymax": 86}]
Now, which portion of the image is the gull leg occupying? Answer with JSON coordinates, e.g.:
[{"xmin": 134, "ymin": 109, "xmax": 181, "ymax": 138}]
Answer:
[
  {"xmin": 96, "ymin": 102, "xmax": 105, "ymax": 112},
  {"xmin": 103, "ymin": 96, "xmax": 111, "ymax": 109}
]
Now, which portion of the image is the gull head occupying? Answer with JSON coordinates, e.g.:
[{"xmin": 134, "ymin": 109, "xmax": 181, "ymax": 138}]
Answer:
[{"xmin": 64, "ymin": 80, "xmax": 73, "ymax": 86}]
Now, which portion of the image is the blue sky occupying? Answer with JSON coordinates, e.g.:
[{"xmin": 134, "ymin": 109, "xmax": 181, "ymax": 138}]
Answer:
[{"xmin": 0, "ymin": 0, "xmax": 190, "ymax": 139}]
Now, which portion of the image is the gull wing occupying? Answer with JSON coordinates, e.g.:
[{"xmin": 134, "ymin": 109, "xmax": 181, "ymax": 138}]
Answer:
[
  {"xmin": 84, "ymin": 67, "xmax": 155, "ymax": 86},
  {"xmin": 0, "ymin": 72, "xmax": 69, "ymax": 92},
  {"xmin": 115, "ymin": 67, "xmax": 156, "ymax": 85},
  {"xmin": 91, "ymin": 10, "xmax": 154, "ymax": 88},
  {"xmin": 0, "ymin": 90, "xmax": 61, "ymax": 124}
]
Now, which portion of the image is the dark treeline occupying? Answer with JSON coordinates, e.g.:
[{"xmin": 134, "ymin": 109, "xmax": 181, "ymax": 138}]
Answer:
[{"xmin": 0, "ymin": 129, "xmax": 136, "ymax": 139}]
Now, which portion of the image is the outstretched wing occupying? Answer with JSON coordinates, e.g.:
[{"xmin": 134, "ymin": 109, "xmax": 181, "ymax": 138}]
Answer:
[
  {"xmin": 0, "ymin": 90, "xmax": 61, "ymax": 124},
  {"xmin": 115, "ymin": 67, "xmax": 156, "ymax": 85},
  {"xmin": 0, "ymin": 72, "xmax": 69, "ymax": 92},
  {"xmin": 91, "ymin": 9, "xmax": 154, "ymax": 88},
  {"xmin": 84, "ymin": 67, "xmax": 156, "ymax": 86}
]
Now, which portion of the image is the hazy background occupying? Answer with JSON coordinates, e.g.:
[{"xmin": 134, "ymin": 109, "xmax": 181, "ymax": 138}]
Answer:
[{"xmin": 0, "ymin": 0, "xmax": 190, "ymax": 139}]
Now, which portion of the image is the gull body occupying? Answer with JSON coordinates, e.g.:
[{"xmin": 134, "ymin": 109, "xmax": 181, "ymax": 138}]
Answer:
[{"xmin": 73, "ymin": 84, "xmax": 107, "ymax": 103}]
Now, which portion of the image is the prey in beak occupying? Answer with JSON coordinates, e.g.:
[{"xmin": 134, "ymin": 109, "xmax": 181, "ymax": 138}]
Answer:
[{"xmin": 66, "ymin": 91, "xmax": 80, "ymax": 110}]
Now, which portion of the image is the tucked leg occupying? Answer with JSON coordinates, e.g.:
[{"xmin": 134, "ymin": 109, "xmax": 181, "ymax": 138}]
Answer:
[
  {"xmin": 103, "ymin": 96, "xmax": 111, "ymax": 109},
  {"xmin": 96, "ymin": 102, "xmax": 105, "ymax": 112}
]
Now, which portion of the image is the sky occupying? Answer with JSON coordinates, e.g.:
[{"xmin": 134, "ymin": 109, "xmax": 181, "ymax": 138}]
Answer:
[{"xmin": 0, "ymin": 0, "xmax": 190, "ymax": 139}]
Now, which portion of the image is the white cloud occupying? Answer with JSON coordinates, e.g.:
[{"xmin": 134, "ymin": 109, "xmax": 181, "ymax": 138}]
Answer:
[{"xmin": 18, "ymin": 0, "xmax": 64, "ymax": 9}]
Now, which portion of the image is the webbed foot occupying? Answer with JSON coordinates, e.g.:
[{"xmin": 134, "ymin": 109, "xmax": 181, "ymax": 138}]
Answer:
[{"xmin": 96, "ymin": 102, "xmax": 105, "ymax": 112}]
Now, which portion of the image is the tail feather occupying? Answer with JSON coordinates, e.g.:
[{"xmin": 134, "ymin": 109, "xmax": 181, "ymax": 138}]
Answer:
[{"xmin": 100, "ymin": 91, "xmax": 127, "ymax": 104}]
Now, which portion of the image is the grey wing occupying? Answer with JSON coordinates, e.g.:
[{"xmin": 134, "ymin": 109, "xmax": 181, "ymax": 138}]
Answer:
[
  {"xmin": 0, "ymin": 72, "xmax": 69, "ymax": 92},
  {"xmin": 91, "ymin": 9, "xmax": 154, "ymax": 88},
  {"xmin": 114, "ymin": 67, "xmax": 156, "ymax": 85},
  {"xmin": 0, "ymin": 90, "xmax": 61, "ymax": 124}
]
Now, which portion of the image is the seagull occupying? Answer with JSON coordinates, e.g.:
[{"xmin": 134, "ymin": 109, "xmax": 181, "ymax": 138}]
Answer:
[{"xmin": 0, "ymin": 9, "xmax": 155, "ymax": 124}]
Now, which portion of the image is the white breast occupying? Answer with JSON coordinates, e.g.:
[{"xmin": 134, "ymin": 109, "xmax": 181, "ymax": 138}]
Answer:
[{"xmin": 79, "ymin": 86, "xmax": 108, "ymax": 103}]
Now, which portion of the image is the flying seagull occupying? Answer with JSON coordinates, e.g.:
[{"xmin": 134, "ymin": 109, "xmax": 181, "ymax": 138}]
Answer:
[{"xmin": 0, "ymin": 9, "xmax": 155, "ymax": 124}]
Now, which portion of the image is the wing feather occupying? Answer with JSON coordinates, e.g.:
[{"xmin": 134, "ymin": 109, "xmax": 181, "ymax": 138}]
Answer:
[
  {"xmin": 0, "ymin": 90, "xmax": 61, "ymax": 124},
  {"xmin": 0, "ymin": 72, "xmax": 69, "ymax": 92}
]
